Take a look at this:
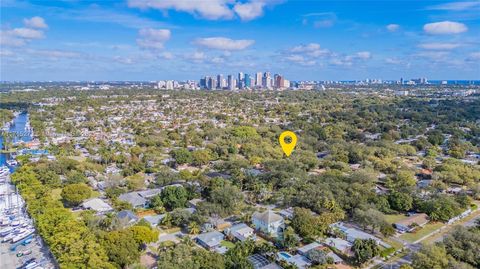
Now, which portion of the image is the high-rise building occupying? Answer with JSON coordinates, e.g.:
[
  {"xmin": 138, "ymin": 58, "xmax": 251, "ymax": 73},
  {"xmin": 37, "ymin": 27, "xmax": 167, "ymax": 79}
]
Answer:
[
  {"xmin": 255, "ymin": 72, "xmax": 262, "ymax": 87},
  {"xmin": 244, "ymin": 74, "xmax": 251, "ymax": 88},
  {"xmin": 207, "ymin": 77, "xmax": 216, "ymax": 90},
  {"xmin": 237, "ymin": 72, "xmax": 244, "ymax": 89},
  {"xmin": 227, "ymin": 75, "xmax": 235, "ymax": 90},
  {"xmin": 199, "ymin": 77, "xmax": 207, "ymax": 88},
  {"xmin": 217, "ymin": 74, "xmax": 223, "ymax": 89},
  {"xmin": 165, "ymin": 80, "xmax": 174, "ymax": 90},
  {"xmin": 262, "ymin": 72, "xmax": 271, "ymax": 88},
  {"xmin": 274, "ymin": 74, "xmax": 284, "ymax": 89}
]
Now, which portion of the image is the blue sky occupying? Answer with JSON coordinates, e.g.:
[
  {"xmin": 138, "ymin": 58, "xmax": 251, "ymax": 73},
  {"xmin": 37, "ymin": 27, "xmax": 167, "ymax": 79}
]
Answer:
[{"xmin": 1, "ymin": 0, "xmax": 479, "ymax": 81}]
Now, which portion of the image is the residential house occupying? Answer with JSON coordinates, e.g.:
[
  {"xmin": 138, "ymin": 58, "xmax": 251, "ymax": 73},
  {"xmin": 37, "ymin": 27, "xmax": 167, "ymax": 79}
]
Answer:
[
  {"xmin": 117, "ymin": 210, "xmax": 138, "ymax": 226},
  {"xmin": 118, "ymin": 192, "xmax": 147, "ymax": 208},
  {"xmin": 331, "ymin": 223, "xmax": 391, "ymax": 248},
  {"xmin": 252, "ymin": 210, "xmax": 284, "ymax": 237},
  {"xmin": 324, "ymin": 237, "xmax": 353, "ymax": 256},
  {"xmin": 196, "ymin": 231, "xmax": 224, "ymax": 250},
  {"xmin": 81, "ymin": 198, "xmax": 113, "ymax": 213},
  {"xmin": 297, "ymin": 242, "xmax": 322, "ymax": 256},
  {"xmin": 394, "ymin": 213, "xmax": 429, "ymax": 232},
  {"xmin": 227, "ymin": 223, "xmax": 255, "ymax": 242}
]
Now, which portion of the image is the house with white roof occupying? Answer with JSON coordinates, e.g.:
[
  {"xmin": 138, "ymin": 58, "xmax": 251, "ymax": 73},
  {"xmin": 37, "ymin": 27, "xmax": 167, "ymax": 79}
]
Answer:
[
  {"xmin": 252, "ymin": 210, "xmax": 284, "ymax": 237},
  {"xmin": 81, "ymin": 198, "xmax": 113, "ymax": 213}
]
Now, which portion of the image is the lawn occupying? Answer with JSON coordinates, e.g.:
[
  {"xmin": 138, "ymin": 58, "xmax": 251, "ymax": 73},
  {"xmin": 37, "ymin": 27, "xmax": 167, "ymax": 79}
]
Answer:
[
  {"xmin": 399, "ymin": 222, "xmax": 444, "ymax": 243},
  {"xmin": 384, "ymin": 214, "xmax": 408, "ymax": 225},
  {"xmin": 220, "ymin": 240, "xmax": 235, "ymax": 249}
]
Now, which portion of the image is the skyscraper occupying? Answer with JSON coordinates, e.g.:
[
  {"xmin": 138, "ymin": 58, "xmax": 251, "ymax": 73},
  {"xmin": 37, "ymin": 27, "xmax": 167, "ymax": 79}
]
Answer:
[
  {"xmin": 244, "ymin": 74, "xmax": 251, "ymax": 88},
  {"xmin": 262, "ymin": 72, "xmax": 271, "ymax": 88},
  {"xmin": 238, "ymin": 72, "xmax": 244, "ymax": 89},
  {"xmin": 227, "ymin": 75, "xmax": 235, "ymax": 90},
  {"xmin": 217, "ymin": 74, "xmax": 223, "ymax": 89},
  {"xmin": 255, "ymin": 72, "xmax": 262, "ymax": 87}
]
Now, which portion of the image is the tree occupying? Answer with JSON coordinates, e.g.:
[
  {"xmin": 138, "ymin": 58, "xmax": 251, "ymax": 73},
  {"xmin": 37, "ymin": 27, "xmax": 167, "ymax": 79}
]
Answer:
[
  {"xmin": 420, "ymin": 195, "xmax": 463, "ymax": 222},
  {"xmin": 126, "ymin": 173, "xmax": 146, "ymax": 191},
  {"xmin": 170, "ymin": 208, "xmax": 192, "ymax": 227},
  {"xmin": 129, "ymin": 225, "xmax": 159, "ymax": 245},
  {"xmin": 354, "ymin": 208, "xmax": 387, "ymax": 233},
  {"xmin": 188, "ymin": 222, "xmax": 200, "ymax": 235},
  {"xmin": 61, "ymin": 183, "xmax": 92, "ymax": 206},
  {"xmin": 291, "ymin": 207, "xmax": 321, "ymax": 239},
  {"xmin": 225, "ymin": 240, "xmax": 255, "ymax": 269},
  {"xmin": 388, "ymin": 192, "xmax": 413, "ymax": 211},
  {"xmin": 411, "ymin": 244, "xmax": 449, "ymax": 269},
  {"xmin": 101, "ymin": 229, "xmax": 141, "ymax": 269},
  {"xmin": 352, "ymin": 238, "xmax": 379, "ymax": 264},
  {"xmin": 172, "ymin": 148, "xmax": 193, "ymax": 165},
  {"xmin": 192, "ymin": 149, "xmax": 213, "ymax": 166},
  {"xmin": 161, "ymin": 186, "xmax": 188, "ymax": 210},
  {"xmin": 306, "ymin": 249, "xmax": 328, "ymax": 265},
  {"xmin": 443, "ymin": 226, "xmax": 480, "ymax": 267},
  {"xmin": 150, "ymin": 195, "xmax": 166, "ymax": 213},
  {"xmin": 281, "ymin": 227, "xmax": 300, "ymax": 249},
  {"xmin": 157, "ymin": 243, "xmax": 225, "ymax": 269}
]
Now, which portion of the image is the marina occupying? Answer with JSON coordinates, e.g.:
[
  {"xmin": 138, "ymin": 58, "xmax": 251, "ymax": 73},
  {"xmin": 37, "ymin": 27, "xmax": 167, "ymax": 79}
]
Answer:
[{"xmin": 1, "ymin": 113, "xmax": 56, "ymax": 269}]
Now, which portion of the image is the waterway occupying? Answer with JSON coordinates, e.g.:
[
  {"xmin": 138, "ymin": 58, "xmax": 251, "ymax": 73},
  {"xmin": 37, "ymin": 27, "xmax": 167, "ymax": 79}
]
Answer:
[{"xmin": 0, "ymin": 112, "xmax": 32, "ymax": 166}]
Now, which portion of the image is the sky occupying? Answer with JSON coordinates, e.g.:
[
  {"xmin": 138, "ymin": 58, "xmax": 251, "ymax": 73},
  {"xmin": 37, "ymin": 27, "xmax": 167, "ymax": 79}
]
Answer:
[{"xmin": 1, "ymin": 0, "xmax": 479, "ymax": 81}]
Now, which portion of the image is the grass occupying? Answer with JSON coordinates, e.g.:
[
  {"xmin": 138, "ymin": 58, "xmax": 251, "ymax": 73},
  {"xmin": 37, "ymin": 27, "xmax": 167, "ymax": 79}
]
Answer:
[
  {"xmin": 384, "ymin": 214, "xmax": 408, "ymax": 225},
  {"xmin": 383, "ymin": 237, "xmax": 403, "ymax": 250},
  {"xmin": 399, "ymin": 222, "xmax": 444, "ymax": 243},
  {"xmin": 220, "ymin": 240, "xmax": 235, "ymax": 249}
]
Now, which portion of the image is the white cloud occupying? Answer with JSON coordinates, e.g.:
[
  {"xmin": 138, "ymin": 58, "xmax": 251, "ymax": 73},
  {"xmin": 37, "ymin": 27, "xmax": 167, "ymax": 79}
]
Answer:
[
  {"xmin": 385, "ymin": 58, "xmax": 402, "ymax": 64},
  {"xmin": 0, "ymin": 24, "xmax": 46, "ymax": 47},
  {"xmin": 285, "ymin": 55, "xmax": 316, "ymax": 66},
  {"xmin": 26, "ymin": 49, "xmax": 80, "ymax": 59},
  {"xmin": 427, "ymin": 1, "xmax": 480, "ymax": 11},
  {"xmin": 23, "ymin": 16, "xmax": 48, "ymax": 29},
  {"xmin": 416, "ymin": 51, "xmax": 450, "ymax": 60},
  {"xmin": 128, "ymin": 0, "xmax": 234, "ymax": 20},
  {"xmin": 467, "ymin": 52, "xmax": 480, "ymax": 60},
  {"xmin": 9, "ymin": 28, "xmax": 44, "ymax": 39},
  {"xmin": 136, "ymin": 28, "xmax": 171, "ymax": 50},
  {"xmin": 234, "ymin": 1, "xmax": 266, "ymax": 21},
  {"xmin": 291, "ymin": 43, "xmax": 321, "ymax": 52},
  {"xmin": 355, "ymin": 51, "xmax": 371, "ymax": 59},
  {"xmin": 423, "ymin": 21, "xmax": 467, "ymax": 34},
  {"xmin": 386, "ymin": 24, "xmax": 399, "ymax": 32},
  {"xmin": 314, "ymin": 19, "xmax": 334, "ymax": 28},
  {"xmin": 418, "ymin": 42, "xmax": 461, "ymax": 50},
  {"xmin": 128, "ymin": 0, "xmax": 279, "ymax": 21},
  {"xmin": 290, "ymin": 43, "xmax": 330, "ymax": 57},
  {"xmin": 194, "ymin": 37, "xmax": 254, "ymax": 51}
]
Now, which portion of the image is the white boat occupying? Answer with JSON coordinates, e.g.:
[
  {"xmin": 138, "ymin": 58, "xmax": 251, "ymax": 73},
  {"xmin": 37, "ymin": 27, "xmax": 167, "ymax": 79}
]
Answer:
[
  {"xmin": 2, "ymin": 232, "xmax": 16, "ymax": 242},
  {"xmin": 6, "ymin": 159, "xmax": 18, "ymax": 166},
  {"xmin": 11, "ymin": 229, "xmax": 34, "ymax": 243},
  {"xmin": 0, "ymin": 226, "xmax": 14, "ymax": 236}
]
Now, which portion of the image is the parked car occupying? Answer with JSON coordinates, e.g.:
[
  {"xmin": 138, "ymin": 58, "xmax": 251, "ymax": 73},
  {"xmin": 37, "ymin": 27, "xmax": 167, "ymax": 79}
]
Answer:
[{"xmin": 16, "ymin": 249, "xmax": 32, "ymax": 257}]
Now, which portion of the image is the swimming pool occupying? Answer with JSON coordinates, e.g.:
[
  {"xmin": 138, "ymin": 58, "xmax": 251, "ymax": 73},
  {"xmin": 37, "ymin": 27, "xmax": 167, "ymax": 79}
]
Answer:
[{"xmin": 278, "ymin": 252, "xmax": 292, "ymax": 259}]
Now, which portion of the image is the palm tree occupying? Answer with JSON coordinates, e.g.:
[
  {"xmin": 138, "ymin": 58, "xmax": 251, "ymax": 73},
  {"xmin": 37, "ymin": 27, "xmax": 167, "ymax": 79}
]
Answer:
[{"xmin": 188, "ymin": 221, "xmax": 200, "ymax": 235}]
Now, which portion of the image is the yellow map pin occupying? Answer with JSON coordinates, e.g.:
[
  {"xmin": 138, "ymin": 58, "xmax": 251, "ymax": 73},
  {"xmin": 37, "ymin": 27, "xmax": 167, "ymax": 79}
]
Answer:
[{"xmin": 279, "ymin": 131, "xmax": 297, "ymax": 157}]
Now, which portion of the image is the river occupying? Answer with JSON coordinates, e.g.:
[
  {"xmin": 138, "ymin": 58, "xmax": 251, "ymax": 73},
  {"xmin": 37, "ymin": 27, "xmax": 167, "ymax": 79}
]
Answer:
[{"xmin": 0, "ymin": 112, "xmax": 32, "ymax": 166}]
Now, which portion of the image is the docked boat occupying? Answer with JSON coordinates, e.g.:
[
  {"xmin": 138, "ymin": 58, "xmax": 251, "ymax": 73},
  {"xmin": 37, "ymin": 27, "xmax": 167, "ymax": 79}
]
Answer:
[
  {"xmin": 0, "ymin": 226, "xmax": 15, "ymax": 236},
  {"xmin": 6, "ymin": 159, "xmax": 18, "ymax": 166},
  {"xmin": 11, "ymin": 229, "xmax": 34, "ymax": 243}
]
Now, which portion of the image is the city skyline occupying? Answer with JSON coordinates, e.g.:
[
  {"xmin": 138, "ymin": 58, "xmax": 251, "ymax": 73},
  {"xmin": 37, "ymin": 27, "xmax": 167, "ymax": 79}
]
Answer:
[{"xmin": 1, "ymin": 0, "xmax": 480, "ymax": 81}]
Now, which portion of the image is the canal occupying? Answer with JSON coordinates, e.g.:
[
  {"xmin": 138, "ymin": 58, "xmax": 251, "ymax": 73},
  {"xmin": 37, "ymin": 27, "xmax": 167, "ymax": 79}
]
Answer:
[{"xmin": 0, "ymin": 112, "xmax": 32, "ymax": 166}]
